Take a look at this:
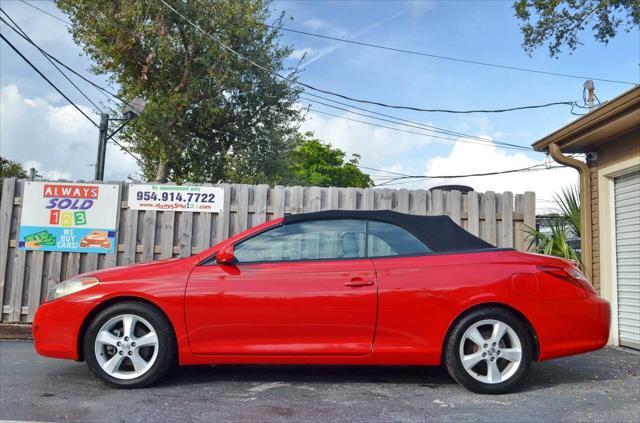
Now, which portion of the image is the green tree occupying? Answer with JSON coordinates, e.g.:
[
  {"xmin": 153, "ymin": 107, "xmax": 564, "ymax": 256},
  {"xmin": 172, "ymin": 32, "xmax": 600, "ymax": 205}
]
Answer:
[
  {"xmin": 513, "ymin": 0, "xmax": 640, "ymax": 57},
  {"xmin": 57, "ymin": 0, "xmax": 303, "ymax": 184},
  {"xmin": 1, "ymin": 156, "xmax": 31, "ymax": 192},
  {"xmin": 285, "ymin": 133, "xmax": 373, "ymax": 188}
]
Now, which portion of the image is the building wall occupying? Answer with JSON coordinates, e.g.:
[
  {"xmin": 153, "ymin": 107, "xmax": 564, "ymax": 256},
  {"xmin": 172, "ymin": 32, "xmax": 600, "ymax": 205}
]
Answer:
[
  {"xmin": 589, "ymin": 165, "xmax": 600, "ymax": 291},
  {"xmin": 590, "ymin": 128, "xmax": 640, "ymax": 294}
]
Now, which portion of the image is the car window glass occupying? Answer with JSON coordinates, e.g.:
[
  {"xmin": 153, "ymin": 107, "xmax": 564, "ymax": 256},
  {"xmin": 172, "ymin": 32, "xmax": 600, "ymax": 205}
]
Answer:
[
  {"xmin": 234, "ymin": 219, "xmax": 366, "ymax": 263},
  {"xmin": 367, "ymin": 221, "xmax": 431, "ymax": 257}
]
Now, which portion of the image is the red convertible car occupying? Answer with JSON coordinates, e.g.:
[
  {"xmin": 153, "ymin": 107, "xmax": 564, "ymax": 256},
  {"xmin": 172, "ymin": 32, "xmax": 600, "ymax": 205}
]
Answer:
[{"xmin": 32, "ymin": 210, "xmax": 610, "ymax": 394}]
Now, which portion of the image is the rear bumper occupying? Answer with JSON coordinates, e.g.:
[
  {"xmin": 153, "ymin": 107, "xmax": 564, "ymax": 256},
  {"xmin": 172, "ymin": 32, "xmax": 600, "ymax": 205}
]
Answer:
[
  {"xmin": 32, "ymin": 298, "xmax": 95, "ymax": 360},
  {"xmin": 536, "ymin": 295, "xmax": 611, "ymax": 361}
]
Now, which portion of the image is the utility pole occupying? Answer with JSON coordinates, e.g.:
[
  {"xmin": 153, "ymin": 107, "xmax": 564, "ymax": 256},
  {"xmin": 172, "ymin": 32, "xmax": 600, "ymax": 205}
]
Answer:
[
  {"xmin": 93, "ymin": 98, "xmax": 145, "ymax": 180},
  {"xmin": 95, "ymin": 112, "xmax": 109, "ymax": 181}
]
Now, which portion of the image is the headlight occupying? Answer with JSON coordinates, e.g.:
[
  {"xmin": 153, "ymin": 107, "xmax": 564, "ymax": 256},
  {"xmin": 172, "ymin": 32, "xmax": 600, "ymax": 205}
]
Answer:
[{"xmin": 46, "ymin": 277, "xmax": 99, "ymax": 302}]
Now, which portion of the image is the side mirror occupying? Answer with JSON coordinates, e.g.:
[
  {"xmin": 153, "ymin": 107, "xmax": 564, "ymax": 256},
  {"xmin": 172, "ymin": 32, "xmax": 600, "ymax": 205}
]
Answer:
[{"xmin": 216, "ymin": 243, "xmax": 235, "ymax": 265}]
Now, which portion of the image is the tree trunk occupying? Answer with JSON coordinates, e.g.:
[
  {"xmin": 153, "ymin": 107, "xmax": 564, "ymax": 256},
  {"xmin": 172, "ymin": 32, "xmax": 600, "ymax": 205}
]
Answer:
[{"xmin": 155, "ymin": 159, "xmax": 169, "ymax": 182}]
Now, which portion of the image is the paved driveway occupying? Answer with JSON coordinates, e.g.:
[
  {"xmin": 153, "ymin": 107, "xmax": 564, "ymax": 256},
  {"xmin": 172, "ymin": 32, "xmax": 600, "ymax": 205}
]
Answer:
[{"xmin": 0, "ymin": 341, "xmax": 638, "ymax": 422}]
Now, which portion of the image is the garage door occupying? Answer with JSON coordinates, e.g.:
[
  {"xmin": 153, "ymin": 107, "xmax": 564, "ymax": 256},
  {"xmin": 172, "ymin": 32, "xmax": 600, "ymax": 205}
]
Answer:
[{"xmin": 615, "ymin": 171, "xmax": 640, "ymax": 350}]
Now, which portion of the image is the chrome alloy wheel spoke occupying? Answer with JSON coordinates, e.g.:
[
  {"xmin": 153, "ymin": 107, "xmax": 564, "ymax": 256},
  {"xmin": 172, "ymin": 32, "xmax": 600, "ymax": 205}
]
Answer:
[
  {"xmin": 459, "ymin": 319, "xmax": 523, "ymax": 385},
  {"xmin": 94, "ymin": 314, "xmax": 159, "ymax": 380}
]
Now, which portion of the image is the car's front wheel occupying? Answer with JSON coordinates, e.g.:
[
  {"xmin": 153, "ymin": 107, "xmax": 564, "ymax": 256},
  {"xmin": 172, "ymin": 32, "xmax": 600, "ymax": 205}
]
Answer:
[
  {"xmin": 444, "ymin": 307, "xmax": 532, "ymax": 394},
  {"xmin": 83, "ymin": 301, "xmax": 176, "ymax": 388}
]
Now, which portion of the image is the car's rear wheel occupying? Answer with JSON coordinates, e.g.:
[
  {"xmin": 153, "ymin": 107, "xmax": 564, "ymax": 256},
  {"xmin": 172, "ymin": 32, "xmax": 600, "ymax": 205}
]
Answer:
[
  {"xmin": 83, "ymin": 301, "xmax": 176, "ymax": 388},
  {"xmin": 444, "ymin": 307, "xmax": 532, "ymax": 394}
]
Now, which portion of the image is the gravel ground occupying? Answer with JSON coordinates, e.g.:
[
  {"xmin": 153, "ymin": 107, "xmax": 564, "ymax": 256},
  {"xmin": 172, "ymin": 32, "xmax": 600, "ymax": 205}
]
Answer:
[{"xmin": 0, "ymin": 341, "xmax": 638, "ymax": 422}]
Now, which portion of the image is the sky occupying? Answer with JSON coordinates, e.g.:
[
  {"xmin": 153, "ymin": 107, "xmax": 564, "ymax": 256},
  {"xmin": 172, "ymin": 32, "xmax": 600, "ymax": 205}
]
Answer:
[{"xmin": 1, "ymin": 0, "xmax": 638, "ymax": 212}]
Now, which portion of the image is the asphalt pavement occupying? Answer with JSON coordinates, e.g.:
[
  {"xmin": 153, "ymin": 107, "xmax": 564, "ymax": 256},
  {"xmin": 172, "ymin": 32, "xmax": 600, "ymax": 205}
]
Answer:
[{"xmin": 0, "ymin": 340, "xmax": 638, "ymax": 422}]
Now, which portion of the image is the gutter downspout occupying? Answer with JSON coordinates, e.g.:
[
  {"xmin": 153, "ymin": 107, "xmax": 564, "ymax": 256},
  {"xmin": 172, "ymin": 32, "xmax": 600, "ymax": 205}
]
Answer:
[{"xmin": 548, "ymin": 143, "xmax": 593, "ymax": 282}]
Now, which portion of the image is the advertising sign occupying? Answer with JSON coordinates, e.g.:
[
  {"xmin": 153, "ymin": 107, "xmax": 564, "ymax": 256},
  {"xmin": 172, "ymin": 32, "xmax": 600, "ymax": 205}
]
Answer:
[
  {"xmin": 18, "ymin": 182, "xmax": 120, "ymax": 254},
  {"xmin": 127, "ymin": 184, "xmax": 224, "ymax": 213}
]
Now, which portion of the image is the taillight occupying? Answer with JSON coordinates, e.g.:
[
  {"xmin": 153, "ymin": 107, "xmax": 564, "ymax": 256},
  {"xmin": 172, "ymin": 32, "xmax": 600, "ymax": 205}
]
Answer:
[{"xmin": 537, "ymin": 265, "xmax": 597, "ymax": 294}]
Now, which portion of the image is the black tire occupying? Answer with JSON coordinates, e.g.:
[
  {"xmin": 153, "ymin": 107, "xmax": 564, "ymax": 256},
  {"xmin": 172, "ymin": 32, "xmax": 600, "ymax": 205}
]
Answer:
[
  {"xmin": 83, "ymin": 301, "xmax": 177, "ymax": 388},
  {"xmin": 444, "ymin": 307, "xmax": 532, "ymax": 394}
]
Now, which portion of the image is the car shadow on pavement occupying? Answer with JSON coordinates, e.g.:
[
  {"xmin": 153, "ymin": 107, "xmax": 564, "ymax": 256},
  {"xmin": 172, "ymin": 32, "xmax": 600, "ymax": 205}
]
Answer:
[
  {"xmin": 151, "ymin": 348, "xmax": 638, "ymax": 392},
  {"xmin": 158, "ymin": 364, "xmax": 456, "ymax": 388},
  {"xmin": 154, "ymin": 350, "xmax": 628, "ymax": 392}
]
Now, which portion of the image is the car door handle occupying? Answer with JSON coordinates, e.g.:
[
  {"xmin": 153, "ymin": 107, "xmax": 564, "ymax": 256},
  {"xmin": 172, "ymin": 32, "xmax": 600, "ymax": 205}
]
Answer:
[{"xmin": 344, "ymin": 278, "xmax": 374, "ymax": 287}]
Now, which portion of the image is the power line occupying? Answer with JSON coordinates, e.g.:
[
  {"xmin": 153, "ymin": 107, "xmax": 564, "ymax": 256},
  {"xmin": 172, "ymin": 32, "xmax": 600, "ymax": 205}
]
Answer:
[
  {"xmin": 20, "ymin": 0, "xmax": 636, "ymax": 88},
  {"xmin": 15, "ymin": 0, "xmax": 541, "ymax": 174},
  {"xmin": 0, "ymin": 9, "xmax": 103, "ymax": 113},
  {"xmin": 18, "ymin": 1, "xmax": 68, "ymax": 25},
  {"xmin": 11, "ymin": 1, "xmax": 222, "ymax": 173},
  {"xmin": 24, "ymin": 0, "xmax": 585, "ymax": 116},
  {"xmin": 158, "ymin": 0, "xmax": 581, "ymax": 115},
  {"xmin": 0, "ymin": 32, "xmax": 98, "ymax": 127},
  {"xmin": 301, "ymin": 91, "xmax": 523, "ymax": 147},
  {"xmin": 272, "ymin": 25, "xmax": 637, "ymax": 86},
  {"xmin": 2, "ymin": 7, "xmax": 144, "ymax": 174},
  {"xmin": 305, "ymin": 87, "xmax": 575, "ymax": 114},
  {"xmin": 109, "ymin": 139, "xmax": 145, "ymax": 167},
  {"xmin": 303, "ymin": 98, "xmax": 469, "ymax": 143},
  {"xmin": 16, "ymin": 1, "xmax": 530, "ymax": 152},
  {"xmin": 387, "ymin": 163, "xmax": 554, "ymax": 179},
  {"xmin": 0, "ymin": 15, "xmax": 133, "ymax": 110},
  {"xmin": 301, "ymin": 95, "xmax": 531, "ymax": 151},
  {"xmin": 10, "ymin": 2, "xmax": 134, "ymax": 108},
  {"xmin": 4, "ymin": 6, "xmax": 253, "ymax": 171},
  {"xmin": 306, "ymin": 108, "xmax": 532, "ymax": 151},
  {"xmin": 341, "ymin": 162, "xmax": 565, "ymax": 186},
  {"xmin": 356, "ymin": 165, "xmax": 414, "ymax": 177},
  {"xmin": 371, "ymin": 164, "xmax": 565, "ymax": 187},
  {"xmin": 1, "ymin": 7, "xmax": 561, "ymax": 182}
]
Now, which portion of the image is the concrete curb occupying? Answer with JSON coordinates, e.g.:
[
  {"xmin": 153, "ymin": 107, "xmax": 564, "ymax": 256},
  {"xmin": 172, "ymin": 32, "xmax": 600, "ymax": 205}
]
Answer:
[{"xmin": 0, "ymin": 324, "xmax": 33, "ymax": 340}]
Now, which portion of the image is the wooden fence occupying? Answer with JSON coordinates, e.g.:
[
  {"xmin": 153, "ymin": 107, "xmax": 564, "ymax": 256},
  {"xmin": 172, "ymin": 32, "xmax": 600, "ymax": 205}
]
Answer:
[{"xmin": 0, "ymin": 178, "xmax": 535, "ymax": 323}]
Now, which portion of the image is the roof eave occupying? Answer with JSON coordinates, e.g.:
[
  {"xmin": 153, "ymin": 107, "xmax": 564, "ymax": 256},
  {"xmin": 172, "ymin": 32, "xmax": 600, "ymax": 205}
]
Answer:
[{"xmin": 531, "ymin": 86, "xmax": 640, "ymax": 153}]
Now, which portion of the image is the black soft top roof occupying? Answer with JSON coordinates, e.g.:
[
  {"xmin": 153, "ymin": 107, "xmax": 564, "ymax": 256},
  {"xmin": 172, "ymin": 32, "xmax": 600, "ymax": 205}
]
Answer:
[{"xmin": 283, "ymin": 210, "xmax": 495, "ymax": 253}]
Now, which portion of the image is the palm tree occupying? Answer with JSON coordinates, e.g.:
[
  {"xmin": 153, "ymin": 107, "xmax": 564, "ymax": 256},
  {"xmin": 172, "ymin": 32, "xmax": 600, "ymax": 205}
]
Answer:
[{"xmin": 525, "ymin": 186, "xmax": 582, "ymax": 268}]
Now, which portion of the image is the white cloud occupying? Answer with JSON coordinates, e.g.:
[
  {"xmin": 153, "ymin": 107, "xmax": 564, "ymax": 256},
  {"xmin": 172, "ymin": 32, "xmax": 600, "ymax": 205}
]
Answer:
[
  {"xmin": 300, "ymin": 108, "xmax": 577, "ymax": 213},
  {"xmin": 300, "ymin": 109, "xmax": 431, "ymax": 162},
  {"xmin": 422, "ymin": 138, "xmax": 578, "ymax": 212},
  {"xmin": 23, "ymin": 160, "xmax": 72, "ymax": 180},
  {"xmin": 0, "ymin": 84, "xmax": 140, "ymax": 182}
]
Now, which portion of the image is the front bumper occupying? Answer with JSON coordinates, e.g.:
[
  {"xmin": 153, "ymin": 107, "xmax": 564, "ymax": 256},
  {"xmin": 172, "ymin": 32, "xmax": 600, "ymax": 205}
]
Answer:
[{"xmin": 32, "ymin": 298, "xmax": 96, "ymax": 360}]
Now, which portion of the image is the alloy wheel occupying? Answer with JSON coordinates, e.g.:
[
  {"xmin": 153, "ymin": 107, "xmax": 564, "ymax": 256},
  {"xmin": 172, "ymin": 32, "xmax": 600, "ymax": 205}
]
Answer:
[
  {"xmin": 93, "ymin": 314, "xmax": 159, "ymax": 380},
  {"xmin": 458, "ymin": 319, "xmax": 523, "ymax": 384}
]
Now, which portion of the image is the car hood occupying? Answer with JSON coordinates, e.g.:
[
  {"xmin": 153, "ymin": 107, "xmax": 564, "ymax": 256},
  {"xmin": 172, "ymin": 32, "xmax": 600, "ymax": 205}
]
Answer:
[{"xmin": 80, "ymin": 255, "xmax": 199, "ymax": 282}]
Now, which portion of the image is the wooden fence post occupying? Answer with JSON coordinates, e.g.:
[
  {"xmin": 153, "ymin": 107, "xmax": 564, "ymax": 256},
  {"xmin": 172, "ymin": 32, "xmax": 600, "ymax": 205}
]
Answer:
[
  {"xmin": 467, "ymin": 191, "xmax": 480, "ymax": 236},
  {"xmin": 483, "ymin": 191, "xmax": 497, "ymax": 245},
  {"xmin": 0, "ymin": 177, "xmax": 16, "ymax": 313},
  {"xmin": 523, "ymin": 191, "xmax": 536, "ymax": 252},
  {"xmin": 501, "ymin": 192, "xmax": 514, "ymax": 248}
]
